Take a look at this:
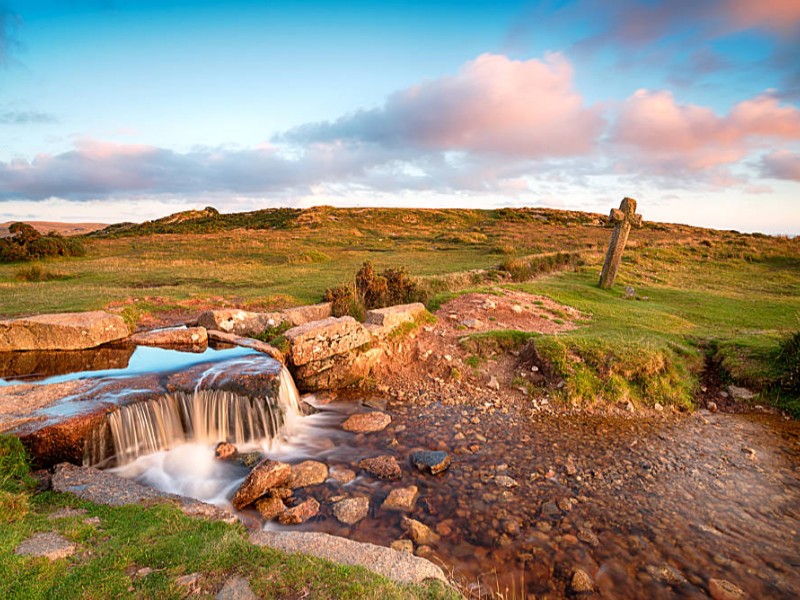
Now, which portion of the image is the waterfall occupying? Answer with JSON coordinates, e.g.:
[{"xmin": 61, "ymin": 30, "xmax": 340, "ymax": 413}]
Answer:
[{"xmin": 87, "ymin": 365, "xmax": 302, "ymax": 467}]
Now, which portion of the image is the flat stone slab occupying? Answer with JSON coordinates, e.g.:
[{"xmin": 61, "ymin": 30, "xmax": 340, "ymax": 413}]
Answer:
[
  {"xmin": 206, "ymin": 330, "xmax": 285, "ymax": 363},
  {"xmin": 364, "ymin": 303, "xmax": 427, "ymax": 338},
  {"xmin": 197, "ymin": 309, "xmax": 281, "ymax": 336},
  {"xmin": 249, "ymin": 530, "xmax": 447, "ymax": 585},
  {"xmin": 0, "ymin": 311, "xmax": 129, "ymax": 352},
  {"xmin": 130, "ymin": 326, "xmax": 208, "ymax": 348},
  {"xmin": 15, "ymin": 531, "xmax": 76, "ymax": 560},
  {"xmin": 285, "ymin": 316, "xmax": 371, "ymax": 366},
  {"xmin": 341, "ymin": 411, "xmax": 391, "ymax": 433},
  {"xmin": 281, "ymin": 303, "xmax": 333, "ymax": 327},
  {"xmin": 52, "ymin": 463, "xmax": 236, "ymax": 523}
]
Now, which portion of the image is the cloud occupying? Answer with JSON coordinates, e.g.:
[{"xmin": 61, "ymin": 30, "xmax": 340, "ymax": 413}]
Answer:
[
  {"xmin": 611, "ymin": 89, "xmax": 800, "ymax": 174},
  {"xmin": 760, "ymin": 150, "xmax": 800, "ymax": 180},
  {"xmin": 280, "ymin": 53, "xmax": 604, "ymax": 158},
  {"xmin": 0, "ymin": 109, "xmax": 57, "ymax": 124}
]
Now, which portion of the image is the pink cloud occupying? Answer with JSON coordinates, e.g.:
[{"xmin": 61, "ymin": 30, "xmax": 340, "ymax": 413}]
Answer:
[
  {"xmin": 761, "ymin": 150, "xmax": 800, "ymax": 180},
  {"xmin": 726, "ymin": 0, "xmax": 800, "ymax": 34},
  {"xmin": 281, "ymin": 53, "xmax": 604, "ymax": 158},
  {"xmin": 612, "ymin": 90, "xmax": 800, "ymax": 172}
]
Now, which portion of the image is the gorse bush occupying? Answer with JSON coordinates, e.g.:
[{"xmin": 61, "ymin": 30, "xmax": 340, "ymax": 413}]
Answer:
[
  {"xmin": 0, "ymin": 222, "xmax": 85, "ymax": 263},
  {"xmin": 776, "ymin": 330, "xmax": 800, "ymax": 396},
  {"xmin": 324, "ymin": 261, "xmax": 424, "ymax": 319},
  {"xmin": 498, "ymin": 252, "xmax": 583, "ymax": 282}
]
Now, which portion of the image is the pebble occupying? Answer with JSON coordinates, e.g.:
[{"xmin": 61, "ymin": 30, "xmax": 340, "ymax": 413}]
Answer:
[
  {"xmin": 358, "ymin": 455, "xmax": 402, "ymax": 480},
  {"xmin": 341, "ymin": 412, "xmax": 392, "ymax": 433},
  {"xmin": 410, "ymin": 450, "xmax": 452, "ymax": 475},
  {"xmin": 709, "ymin": 578, "xmax": 746, "ymax": 600},
  {"xmin": 401, "ymin": 516, "xmax": 440, "ymax": 545},
  {"xmin": 495, "ymin": 475, "xmax": 519, "ymax": 488},
  {"xmin": 390, "ymin": 539, "xmax": 414, "ymax": 554},
  {"xmin": 382, "ymin": 485, "xmax": 418, "ymax": 512},
  {"xmin": 571, "ymin": 568, "xmax": 594, "ymax": 593}
]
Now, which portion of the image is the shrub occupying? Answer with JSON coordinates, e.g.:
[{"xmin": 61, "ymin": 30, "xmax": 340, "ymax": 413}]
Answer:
[
  {"xmin": 15, "ymin": 265, "xmax": 68, "ymax": 282},
  {"xmin": 499, "ymin": 258, "xmax": 532, "ymax": 282},
  {"xmin": 776, "ymin": 331, "xmax": 800, "ymax": 395},
  {"xmin": 0, "ymin": 222, "xmax": 85, "ymax": 263},
  {"xmin": 0, "ymin": 435, "xmax": 34, "ymax": 494}
]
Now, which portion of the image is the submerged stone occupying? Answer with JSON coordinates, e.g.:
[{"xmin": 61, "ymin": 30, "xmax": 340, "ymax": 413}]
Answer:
[
  {"xmin": 341, "ymin": 411, "xmax": 391, "ymax": 433},
  {"xmin": 401, "ymin": 516, "xmax": 440, "ymax": 546},
  {"xmin": 382, "ymin": 485, "xmax": 418, "ymax": 512},
  {"xmin": 358, "ymin": 455, "xmax": 402, "ymax": 480},
  {"xmin": 410, "ymin": 450, "xmax": 451, "ymax": 475},
  {"xmin": 277, "ymin": 497, "xmax": 320, "ymax": 524},
  {"xmin": 332, "ymin": 497, "xmax": 370, "ymax": 525},
  {"xmin": 288, "ymin": 460, "xmax": 328, "ymax": 489},
  {"xmin": 254, "ymin": 496, "xmax": 286, "ymax": 521}
]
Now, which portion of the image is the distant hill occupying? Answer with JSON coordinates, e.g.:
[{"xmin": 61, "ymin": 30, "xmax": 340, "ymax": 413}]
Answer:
[{"xmin": 0, "ymin": 221, "xmax": 108, "ymax": 238}]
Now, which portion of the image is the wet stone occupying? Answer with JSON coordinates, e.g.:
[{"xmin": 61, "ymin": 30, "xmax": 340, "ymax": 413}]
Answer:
[
  {"xmin": 267, "ymin": 486, "xmax": 293, "ymax": 500},
  {"xmin": 645, "ymin": 564, "xmax": 688, "ymax": 585},
  {"xmin": 288, "ymin": 460, "xmax": 328, "ymax": 489},
  {"xmin": 254, "ymin": 496, "xmax": 286, "ymax": 521},
  {"xmin": 382, "ymin": 485, "xmax": 418, "ymax": 512},
  {"xmin": 277, "ymin": 497, "xmax": 320, "ymax": 525},
  {"xmin": 401, "ymin": 516, "xmax": 440, "ymax": 546},
  {"xmin": 410, "ymin": 450, "xmax": 452, "ymax": 475},
  {"xmin": 332, "ymin": 497, "xmax": 370, "ymax": 525},
  {"xmin": 231, "ymin": 459, "xmax": 291, "ymax": 510},
  {"xmin": 571, "ymin": 568, "xmax": 594, "ymax": 593},
  {"xmin": 329, "ymin": 465, "xmax": 356, "ymax": 484},
  {"xmin": 342, "ymin": 411, "xmax": 392, "ymax": 433},
  {"xmin": 709, "ymin": 578, "xmax": 746, "ymax": 600},
  {"xmin": 541, "ymin": 501, "xmax": 560, "ymax": 517},
  {"xmin": 215, "ymin": 441, "xmax": 237, "ymax": 460},
  {"xmin": 358, "ymin": 455, "xmax": 402, "ymax": 480},
  {"xmin": 391, "ymin": 539, "xmax": 414, "ymax": 554}
]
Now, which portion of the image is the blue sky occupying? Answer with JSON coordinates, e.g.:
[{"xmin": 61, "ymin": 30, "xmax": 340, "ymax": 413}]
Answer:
[{"xmin": 1, "ymin": 0, "xmax": 798, "ymax": 233}]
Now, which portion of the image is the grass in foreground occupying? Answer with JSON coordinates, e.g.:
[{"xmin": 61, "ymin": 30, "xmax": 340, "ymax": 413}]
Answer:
[{"xmin": 0, "ymin": 436, "xmax": 452, "ymax": 600}]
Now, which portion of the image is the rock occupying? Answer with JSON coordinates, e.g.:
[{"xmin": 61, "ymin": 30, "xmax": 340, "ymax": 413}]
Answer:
[
  {"xmin": 197, "ymin": 309, "xmax": 280, "ymax": 336},
  {"xmin": 332, "ymin": 497, "xmax": 370, "ymax": 525},
  {"xmin": 238, "ymin": 452, "xmax": 262, "ymax": 468},
  {"xmin": 410, "ymin": 450, "xmax": 452, "ymax": 475},
  {"xmin": 129, "ymin": 326, "xmax": 208, "ymax": 348},
  {"xmin": 329, "ymin": 465, "xmax": 356, "ymax": 484},
  {"xmin": 175, "ymin": 573, "xmax": 202, "ymax": 594},
  {"xmin": 645, "ymin": 564, "xmax": 687, "ymax": 585},
  {"xmin": 728, "ymin": 385, "xmax": 756, "ymax": 400},
  {"xmin": 0, "ymin": 311, "xmax": 129, "ymax": 352},
  {"xmin": 215, "ymin": 442, "xmax": 237, "ymax": 460},
  {"xmin": 359, "ymin": 455, "xmax": 402, "ymax": 480},
  {"xmin": 292, "ymin": 346, "xmax": 383, "ymax": 392},
  {"xmin": 541, "ymin": 501, "xmax": 560, "ymax": 517},
  {"xmin": 205, "ymin": 330, "xmax": 285, "ymax": 363},
  {"xmin": 391, "ymin": 539, "xmax": 414, "ymax": 554},
  {"xmin": 51, "ymin": 463, "xmax": 236, "ymax": 523},
  {"xmin": 488, "ymin": 376, "xmax": 501, "ymax": 390},
  {"xmin": 382, "ymin": 486, "xmax": 418, "ymax": 512},
  {"xmin": 709, "ymin": 578, "xmax": 745, "ymax": 600},
  {"xmin": 557, "ymin": 497, "xmax": 574, "ymax": 512},
  {"xmin": 216, "ymin": 574, "xmax": 257, "ymax": 600},
  {"xmin": 281, "ymin": 303, "xmax": 333, "ymax": 327},
  {"xmin": 461, "ymin": 319, "xmax": 481, "ymax": 329},
  {"xmin": 267, "ymin": 487, "xmax": 293, "ymax": 500},
  {"xmin": 401, "ymin": 517, "xmax": 440, "ymax": 546},
  {"xmin": 708, "ymin": 401, "xmax": 718, "ymax": 413},
  {"xmin": 231, "ymin": 459, "xmax": 291, "ymax": 510},
  {"xmin": 284, "ymin": 316, "xmax": 371, "ymax": 366},
  {"xmin": 14, "ymin": 532, "xmax": 76, "ymax": 560},
  {"xmin": 577, "ymin": 528, "xmax": 600, "ymax": 547},
  {"xmin": 250, "ymin": 530, "xmax": 447, "ymax": 584},
  {"xmin": 277, "ymin": 497, "xmax": 320, "ymax": 525},
  {"xmin": 364, "ymin": 303, "xmax": 427, "ymax": 338},
  {"xmin": 342, "ymin": 412, "xmax": 392, "ymax": 433},
  {"xmin": 511, "ymin": 304, "xmax": 524, "ymax": 314},
  {"xmin": 288, "ymin": 460, "xmax": 328, "ymax": 489},
  {"xmin": 495, "ymin": 475, "xmax": 519, "ymax": 488},
  {"xmin": 571, "ymin": 568, "xmax": 594, "ymax": 593},
  {"xmin": 47, "ymin": 507, "xmax": 87, "ymax": 520},
  {"xmin": 254, "ymin": 496, "xmax": 286, "ymax": 520}
]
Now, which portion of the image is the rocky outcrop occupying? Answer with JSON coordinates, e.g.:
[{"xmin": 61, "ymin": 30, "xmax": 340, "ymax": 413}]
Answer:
[
  {"xmin": 197, "ymin": 309, "xmax": 281, "ymax": 337},
  {"xmin": 0, "ymin": 311, "xmax": 129, "ymax": 352},
  {"xmin": 51, "ymin": 463, "xmax": 235, "ymax": 523},
  {"xmin": 231, "ymin": 459, "xmax": 291, "ymax": 509},
  {"xmin": 281, "ymin": 303, "xmax": 332, "ymax": 326},
  {"xmin": 364, "ymin": 303, "xmax": 427, "ymax": 338},
  {"xmin": 249, "ymin": 530, "xmax": 447, "ymax": 584},
  {"xmin": 129, "ymin": 326, "xmax": 208, "ymax": 348},
  {"xmin": 292, "ymin": 347, "xmax": 382, "ymax": 392}
]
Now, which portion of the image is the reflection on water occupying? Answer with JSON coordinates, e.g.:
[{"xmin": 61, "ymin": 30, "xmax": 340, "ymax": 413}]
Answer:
[{"xmin": 0, "ymin": 345, "xmax": 258, "ymax": 386}]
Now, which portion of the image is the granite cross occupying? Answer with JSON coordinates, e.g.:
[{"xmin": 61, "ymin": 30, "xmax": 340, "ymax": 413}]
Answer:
[{"xmin": 598, "ymin": 197, "xmax": 642, "ymax": 289}]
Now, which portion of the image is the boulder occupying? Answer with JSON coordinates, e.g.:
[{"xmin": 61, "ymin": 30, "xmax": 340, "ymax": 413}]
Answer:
[
  {"xmin": 358, "ymin": 455, "xmax": 402, "ymax": 480},
  {"xmin": 288, "ymin": 460, "xmax": 328, "ymax": 489},
  {"xmin": 292, "ymin": 347, "xmax": 383, "ymax": 392},
  {"xmin": 332, "ymin": 497, "xmax": 370, "ymax": 525},
  {"xmin": 231, "ymin": 459, "xmax": 291, "ymax": 510},
  {"xmin": 281, "ymin": 303, "xmax": 333, "ymax": 326},
  {"xmin": 0, "ymin": 311, "xmax": 128, "ymax": 352},
  {"xmin": 382, "ymin": 485, "xmax": 418, "ymax": 512},
  {"xmin": 197, "ymin": 309, "xmax": 281, "ymax": 336},
  {"xmin": 277, "ymin": 497, "xmax": 319, "ymax": 524},
  {"xmin": 129, "ymin": 326, "xmax": 208, "ymax": 348},
  {"xmin": 342, "ymin": 412, "xmax": 391, "ymax": 433},
  {"xmin": 410, "ymin": 450, "xmax": 451, "ymax": 475},
  {"xmin": 364, "ymin": 303, "xmax": 427, "ymax": 338},
  {"xmin": 284, "ymin": 317, "xmax": 371, "ymax": 366}
]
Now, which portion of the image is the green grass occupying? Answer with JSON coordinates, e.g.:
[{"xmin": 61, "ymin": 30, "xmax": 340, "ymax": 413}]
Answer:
[{"xmin": 0, "ymin": 437, "xmax": 453, "ymax": 600}]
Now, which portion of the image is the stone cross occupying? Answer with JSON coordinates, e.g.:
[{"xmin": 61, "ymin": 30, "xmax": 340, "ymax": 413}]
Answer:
[{"xmin": 598, "ymin": 197, "xmax": 642, "ymax": 289}]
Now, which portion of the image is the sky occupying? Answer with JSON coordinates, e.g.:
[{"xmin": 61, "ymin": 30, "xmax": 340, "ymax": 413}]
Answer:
[{"xmin": 0, "ymin": 0, "xmax": 798, "ymax": 233}]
